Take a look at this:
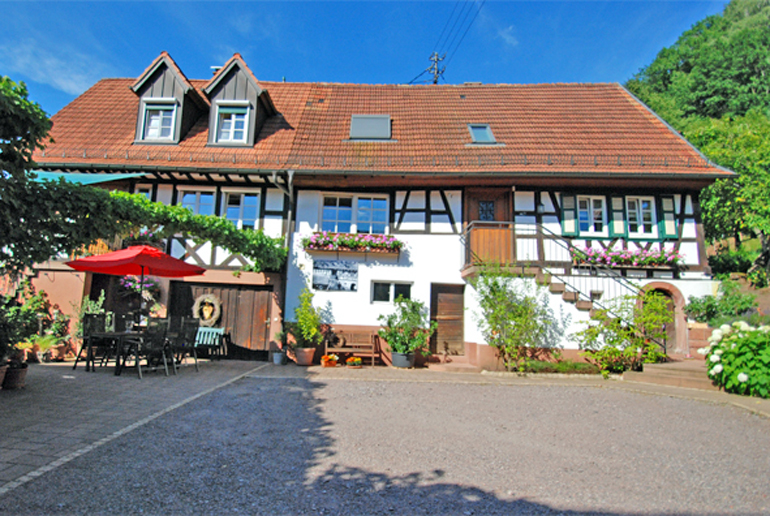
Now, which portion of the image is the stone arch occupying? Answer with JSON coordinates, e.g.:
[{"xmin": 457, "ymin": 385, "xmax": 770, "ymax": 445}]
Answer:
[{"xmin": 641, "ymin": 282, "xmax": 688, "ymax": 356}]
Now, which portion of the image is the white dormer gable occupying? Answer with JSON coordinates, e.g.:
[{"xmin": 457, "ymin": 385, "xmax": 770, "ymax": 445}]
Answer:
[
  {"xmin": 202, "ymin": 54, "xmax": 276, "ymax": 147},
  {"xmin": 131, "ymin": 51, "xmax": 206, "ymax": 144}
]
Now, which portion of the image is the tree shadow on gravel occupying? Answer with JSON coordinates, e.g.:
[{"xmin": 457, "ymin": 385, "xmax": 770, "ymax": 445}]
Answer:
[{"xmin": 0, "ymin": 373, "xmax": 711, "ymax": 516}]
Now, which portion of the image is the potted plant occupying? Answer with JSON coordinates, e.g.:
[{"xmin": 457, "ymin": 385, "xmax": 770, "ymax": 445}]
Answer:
[
  {"xmin": 287, "ymin": 287, "xmax": 323, "ymax": 366},
  {"xmin": 346, "ymin": 356, "xmax": 363, "ymax": 369},
  {"xmin": 272, "ymin": 329, "xmax": 288, "ymax": 365},
  {"xmin": 321, "ymin": 353, "xmax": 338, "ymax": 367},
  {"xmin": 3, "ymin": 347, "xmax": 28, "ymax": 389},
  {"xmin": 378, "ymin": 296, "xmax": 437, "ymax": 368}
]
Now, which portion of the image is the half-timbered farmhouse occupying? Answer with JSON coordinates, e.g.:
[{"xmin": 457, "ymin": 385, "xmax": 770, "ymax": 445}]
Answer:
[{"xmin": 30, "ymin": 52, "xmax": 732, "ymax": 367}]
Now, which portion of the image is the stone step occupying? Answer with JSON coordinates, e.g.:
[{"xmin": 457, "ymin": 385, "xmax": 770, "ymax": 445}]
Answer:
[
  {"xmin": 623, "ymin": 361, "xmax": 718, "ymax": 391},
  {"xmin": 575, "ymin": 300, "xmax": 593, "ymax": 311},
  {"xmin": 562, "ymin": 291, "xmax": 578, "ymax": 303},
  {"xmin": 425, "ymin": 355, "xmax": 483, "ymax": 374},
  {"xmin": 549, "ymin": 282, "xmax": 566, "ymax": 294},
  {"xmin": 590, "ymin": 290, "xmax": 603, "ymax": 300}
]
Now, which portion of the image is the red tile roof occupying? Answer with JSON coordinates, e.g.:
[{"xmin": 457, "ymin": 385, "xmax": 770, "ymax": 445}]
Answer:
[{"xmin": 34, "ymin": 77, "xmax": 730, "ymax": 177}]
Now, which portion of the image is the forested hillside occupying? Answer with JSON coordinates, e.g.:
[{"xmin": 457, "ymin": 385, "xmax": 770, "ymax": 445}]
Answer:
[{"xmin": 626, "ymin": 0, "xmax": 770, "ymax": 281}]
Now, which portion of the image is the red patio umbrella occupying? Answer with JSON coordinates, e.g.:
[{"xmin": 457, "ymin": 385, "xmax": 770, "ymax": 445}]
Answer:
[{"xmin": 66, "ymin": 245, "xmax": 206, "ymax": 310}]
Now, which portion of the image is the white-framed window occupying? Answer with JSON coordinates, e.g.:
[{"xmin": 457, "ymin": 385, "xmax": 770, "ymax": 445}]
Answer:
[
  {"xmin": 468, "ymin": 124, "xmax": 496, "ymax": 144},
  {"xmin": 141, "ymin": 100, "xmax": 176, "ymax": 141},
  {"xmin": 578, "ymin": 196, "xmax": 606, "ymax": 234},
  {"xmin": 626, "ymin": 196, "xmax": 656, "ymax": 237},
  {"xmin": 179, "ymin": 189, "xmax": 216, "ymax": 216},
  {"xmin": 372, "ymin": 282, "xmax": 411, "ymax": 303},
  {"xmin": 135, "ymin": 186, "xmax": 152, "ymax": 200},
  {"xmin": 216, "ymin": 105, "xmax": 249, "ymax": 143},
  {"xmin": 223, "ymin": 191, "xmax": 260, "ymax": 230},
  {"xmin": 321, "ymin": 195, "xmax": 388, "ymax": 234}
]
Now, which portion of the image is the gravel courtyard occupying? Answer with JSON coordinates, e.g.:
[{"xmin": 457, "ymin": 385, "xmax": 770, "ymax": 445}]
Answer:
[{"xmin": 1, "ymin": 364, "xmax": 768, "ymax": 515}]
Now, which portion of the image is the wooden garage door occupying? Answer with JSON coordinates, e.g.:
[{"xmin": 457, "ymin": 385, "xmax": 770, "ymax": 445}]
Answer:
[
  {"xmin": 169, "ymin": 282, "xmax": 272, "ymax": 351},
  {"xmin": 430, "ymin": 284, "xmax": 465, "ymax": 355}
]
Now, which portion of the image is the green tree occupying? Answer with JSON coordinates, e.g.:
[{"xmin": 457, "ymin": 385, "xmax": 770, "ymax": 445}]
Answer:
[
  {"xmin": 471, "ymin": 267, "xmax": 568, "ymax": 372},
  {"xmin": 0, "ymin": 76, "xmax": 286, "ymax": 276},
  {"xmin": 625, "ymin": 1, "xmax": 770, "ymax": 279}
]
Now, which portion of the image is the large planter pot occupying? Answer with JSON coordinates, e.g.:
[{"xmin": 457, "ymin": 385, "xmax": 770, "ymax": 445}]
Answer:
[
  {"xmin": 293, "ymin": 347, "xmax": 316, "ymax": 366},
  {"xmin": 391, "ymin": 352, "xmax": 415, "ymax": 369},
  {"xmin": 3, "ymin": 364, "xmax": 28, "ymax": 390}
]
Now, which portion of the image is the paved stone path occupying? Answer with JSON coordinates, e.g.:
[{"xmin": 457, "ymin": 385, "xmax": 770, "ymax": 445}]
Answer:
[{"xmin": 1, "ymin": 361, "xmax": 768, "ymax": 514}]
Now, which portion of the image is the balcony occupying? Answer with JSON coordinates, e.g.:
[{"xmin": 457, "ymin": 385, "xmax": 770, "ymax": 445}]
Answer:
[{"xmin": 462, "ymin": 221, "xmax": 680, "ymax": 280}]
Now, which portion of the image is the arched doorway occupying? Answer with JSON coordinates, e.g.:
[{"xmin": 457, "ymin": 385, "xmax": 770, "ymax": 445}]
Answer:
[{"xmin": 642, "ymin": 282, "xmax": 688, "ymax": 356}]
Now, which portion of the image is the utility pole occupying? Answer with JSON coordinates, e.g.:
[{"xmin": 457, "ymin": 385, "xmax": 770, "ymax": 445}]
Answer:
[{"xmin": 428, "ymin": 52, "xmax": 446, "ymax": 84}]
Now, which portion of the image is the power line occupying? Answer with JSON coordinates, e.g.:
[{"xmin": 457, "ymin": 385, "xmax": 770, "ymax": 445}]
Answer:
[
  {"xmin": 431, "ymin": 0, "xmax": 463, "ymax": 56},
  {"xmin": 445, "ymin": 0, "xmax": 486, "ymax": 68},
  {"xmin": 436, "ymin": 0, "xmax": 474, "ymax": 57},
  {"xmin": 440, "ymin": 0, "xmax": 477, "ymax": 59}
]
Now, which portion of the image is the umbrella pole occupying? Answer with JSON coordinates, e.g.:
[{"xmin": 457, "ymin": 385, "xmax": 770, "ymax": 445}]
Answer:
[{"xmin": 140, "ymin": 265, "xmax": 146, "ymax": 320}]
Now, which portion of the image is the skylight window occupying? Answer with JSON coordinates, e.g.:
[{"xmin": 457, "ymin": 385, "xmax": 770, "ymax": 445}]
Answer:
[
  {"xmin": 468, "ymin": 124, "xmax": 496, "ymax": 144},
  {"xmin": 349, "ymin": 115, "xmax": 391, "ymax": 140}
]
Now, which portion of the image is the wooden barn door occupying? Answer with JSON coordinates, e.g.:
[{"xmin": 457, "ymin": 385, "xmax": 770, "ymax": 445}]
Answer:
[
  {"xmin": 169, "ymin": 282, "xmax": 272, "ymax": 351},
  {"xmin": 430, "ymin": 284, "xmax": 465, "ymax": 356}
]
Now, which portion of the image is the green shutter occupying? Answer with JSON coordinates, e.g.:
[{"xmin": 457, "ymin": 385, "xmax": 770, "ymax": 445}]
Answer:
[
  {"xmin": 657, "ymin": 195, "xmax": 677, "ymax": 239},
  {"xmin": 561, "ymin": 193, "xmax": 578, "ymax": 237},
  {"xmin": 218, "ymin": 106, "xmax": 248, "ymax": 115},
  {"xmin": 608, "ymin": 196, "xmax": 627, "ymax": 238}
]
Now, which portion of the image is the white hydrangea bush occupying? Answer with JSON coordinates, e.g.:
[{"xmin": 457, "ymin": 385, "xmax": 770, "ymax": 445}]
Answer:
[{"xmin": 697, "ymin": 321, "xmax": 770, "ymax": 398}]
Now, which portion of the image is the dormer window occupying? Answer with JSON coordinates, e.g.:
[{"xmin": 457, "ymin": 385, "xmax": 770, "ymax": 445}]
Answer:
[
  {"xmin": 468, "ymin": 124, "xmax": 495, "ymax": 144},
  {"xmin": 215, "ymin": 103, "xmax": 250, "ymax": 144},
  {"xmin": 140, "ymin": 99, "xmax": 177, "ymax": 141}
]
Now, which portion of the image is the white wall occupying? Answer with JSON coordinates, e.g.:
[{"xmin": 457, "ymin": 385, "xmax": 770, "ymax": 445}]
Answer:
[{"xmin": 285, "ymin": 190, "xmax": 465, "ymax": 326}]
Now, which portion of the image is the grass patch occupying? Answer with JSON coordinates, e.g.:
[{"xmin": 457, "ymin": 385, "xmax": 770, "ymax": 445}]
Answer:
[{"xmin": 523, "ymin": 359, "xmax": 599, "ymax": 375}]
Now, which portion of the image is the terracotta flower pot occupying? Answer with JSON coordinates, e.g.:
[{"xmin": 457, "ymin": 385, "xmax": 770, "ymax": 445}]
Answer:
[
  {"xmin": 293, "ymin": 347, "xmax": 315, "ymax": 366},
  {"xmin": 321, "ymin": 360, "xmax": 337, "ymax": 368}
]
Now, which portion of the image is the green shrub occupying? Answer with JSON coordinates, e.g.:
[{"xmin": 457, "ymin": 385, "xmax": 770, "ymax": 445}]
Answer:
[
  {"xmin": 471, "ymin": 267, "xmax": 569, "ymax": 372},
  {"xmin": 700, "ymin": 321, "xmax": 770, "ymax": 398},
  {"xmin": 291, "ymin": 287, "xmax": 323, "ymax": 348},
  {"xmin": 708, "ymin": 247, "xmax": 758, "ymax": 275},
  {"xmin": 684, "ymin": 279, "xmax": 757, "ymax": 325},
  {"xmin": 747, "ymin": 267, "xmax": 769, "ymax": 288},
  {"xmin": 378, "ymin": 296, "xmax": 436, "ymax": 356},
  {"xmin": 523, "ymin": 359, "xmax": 599, "ymax": 375},
  {"xmin": 576, "ymin": 291, "xmax": 671, "ymax": 377}
]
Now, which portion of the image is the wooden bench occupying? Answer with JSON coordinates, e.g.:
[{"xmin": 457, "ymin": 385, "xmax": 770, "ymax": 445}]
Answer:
[
  {"xmin": 193, "ymin": 327, "xmax": 227, "ymax": 361},
  {"xmin": 324, "ymin": 331, "xmax": 379, "ymax": 366}
]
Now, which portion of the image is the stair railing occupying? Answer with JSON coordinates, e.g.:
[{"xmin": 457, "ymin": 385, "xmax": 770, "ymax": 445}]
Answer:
[{"xmin": 462, "ymin": 221, "xmax": 667, "ymax": 352}]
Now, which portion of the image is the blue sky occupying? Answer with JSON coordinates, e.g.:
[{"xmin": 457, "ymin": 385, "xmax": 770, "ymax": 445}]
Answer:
[{"xmin": 2, "ymin": 1, "xmax": 727, "ymax": 116}]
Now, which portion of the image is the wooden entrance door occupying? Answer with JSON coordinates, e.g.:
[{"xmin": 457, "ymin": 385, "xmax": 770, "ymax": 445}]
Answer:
[
  {"xmin": 430, "ymin": 284, "xmax": 465, "ymax": 355},
  {"xmin": 465, "ymin": 188, "xmax": 513, "ymax": 264},
  {"xmin": 466, "ymin": 188, "xmax": 510, "ymax": 223},
  {"xmin": 169, "ymin": 282, "xmax": 272, "ymax": 351}
]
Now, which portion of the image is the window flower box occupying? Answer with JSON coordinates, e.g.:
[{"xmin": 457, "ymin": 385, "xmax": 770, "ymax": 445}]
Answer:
[
  {"xmin": 570, "ymin": 247, "xmax": 684, "ymax": 268},
  {"xmin": 301, "ymin": 232, "xmax": 404, "ymax": 254}
]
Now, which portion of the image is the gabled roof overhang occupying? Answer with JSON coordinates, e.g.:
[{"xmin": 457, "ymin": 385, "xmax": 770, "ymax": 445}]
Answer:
[
  {"xmin": 203, "ymin": 53, "xmax": 277, "ymax": 116},
  {"xmin": 131, "ymin": 51, "xmax": 207, "ymax": 108}
]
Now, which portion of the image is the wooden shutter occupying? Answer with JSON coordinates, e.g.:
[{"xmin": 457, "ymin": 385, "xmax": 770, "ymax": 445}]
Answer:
[
  {"xmin": 657, "ymin": 195, "xmax": 677, "ymax": 239},
  {"xmin": 560, "ymin": 193, "xmax": 578, "ymax": 237},
  {"xmin": 608, "ymin": 196, "xmax": 627, "ymax": 238}
]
